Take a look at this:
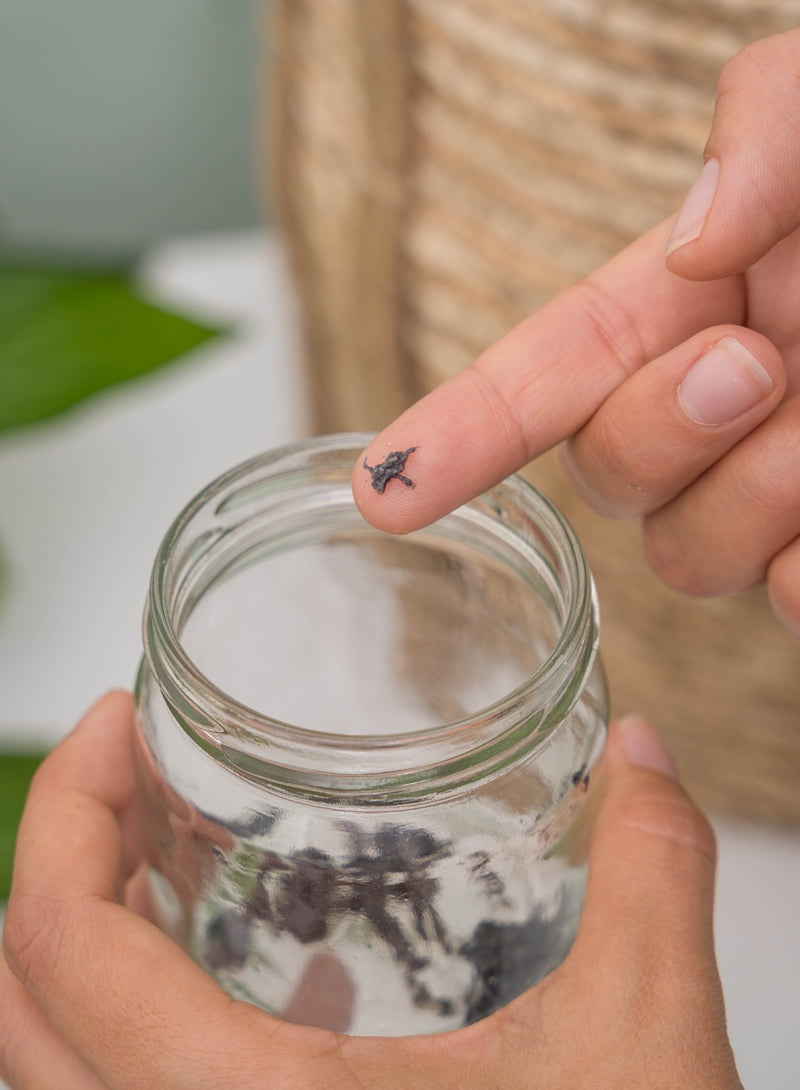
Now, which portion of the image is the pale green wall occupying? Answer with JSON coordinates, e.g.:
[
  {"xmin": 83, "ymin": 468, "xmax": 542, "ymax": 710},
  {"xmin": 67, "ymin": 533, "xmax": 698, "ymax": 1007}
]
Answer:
[{"xmin": 0, "ymin": 0, "xmax": 266, "ymax": 263}]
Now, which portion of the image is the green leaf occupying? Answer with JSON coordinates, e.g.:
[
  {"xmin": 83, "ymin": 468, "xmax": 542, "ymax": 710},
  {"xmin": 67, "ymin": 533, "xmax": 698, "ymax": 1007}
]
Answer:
[
  {"xmin": 0, "ymin": 263, "xmax": 224, "ymax": 433},
  {"xmin": 0, "ymin": 751, "xmax": 47, "ymax": 900}
]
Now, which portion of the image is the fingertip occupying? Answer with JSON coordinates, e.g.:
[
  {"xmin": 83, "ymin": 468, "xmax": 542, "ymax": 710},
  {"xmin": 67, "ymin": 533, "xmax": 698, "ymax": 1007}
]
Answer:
[
  {"xmin": 664, "ymin": 158, "xmax": 720, "ymax": 263},
  {"xmin": 611, "ymin": 715, "xmax": 680, "ymax": 780},
  {"xmin": 767, "ymin": 536, "xmax": 800, "ymax": 642},
  {"xmin": 32, "ymin": 690, "xmax": 139, "ymax": 809},
  {"xmin": 666, "ymin": 31, "xmax": 800, "ymax": 280},
  {"xmin": 578, "ymin": 716, "xmax": 717, "ymax": 952},
  {"xmin": 665, "ymin": 221, "xmax": 770, "ymax": 282},
  {"xmin": 76, "ymin": 690, "xmax": 137, "ymax": 746},
  {"xmin": 352, "ymin": 439, "xmax": 431, "ymax": 534},
  {"xmin": 352, "ymin": 355, "xmax": 539, "ymax": 535},
  {"xmin": 353, "ymin": 425, "xmax": 491, "ymax": 535},
  {"xmin": 91, "ymin": 688, "xmax": 136, "ymax": 718},
  {"xmin": 602, "ymin": 717, "xmax": 716, "ymax": 868}
]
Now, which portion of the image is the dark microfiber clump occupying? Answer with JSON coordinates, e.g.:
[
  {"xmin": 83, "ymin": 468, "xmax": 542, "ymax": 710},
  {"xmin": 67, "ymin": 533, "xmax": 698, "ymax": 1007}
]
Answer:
[
  {"xmin": 363, "ymin": 447, "xmax": 418, "ymax": 494},
  {"xmin": 460, "ymin": 914, "xmax": 571, "ymax": 1024},
  {"xmin": 205, "ymin": 908, "xmax": 252, "ymax": 970}
]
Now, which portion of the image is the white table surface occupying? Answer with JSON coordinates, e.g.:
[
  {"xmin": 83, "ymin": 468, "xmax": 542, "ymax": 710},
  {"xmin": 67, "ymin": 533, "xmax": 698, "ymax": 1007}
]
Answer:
[{"xmin": 0, "ymin": 232, "xmax": 797, "ymax": 1089}]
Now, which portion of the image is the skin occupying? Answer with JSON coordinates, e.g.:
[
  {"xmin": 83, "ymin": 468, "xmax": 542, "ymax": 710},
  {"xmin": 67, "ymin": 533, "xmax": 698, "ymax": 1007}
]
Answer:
[
  {"xmin": 0, "ymin": 691, "xmax": 742, "ymax": 1089},
  {"xmin": 4, "ymin": 30, "xmax": 796, "ymax": 1090},
  {"xmin": 353, "ymin": 29, "xmax": 800, "ymax": 641}
]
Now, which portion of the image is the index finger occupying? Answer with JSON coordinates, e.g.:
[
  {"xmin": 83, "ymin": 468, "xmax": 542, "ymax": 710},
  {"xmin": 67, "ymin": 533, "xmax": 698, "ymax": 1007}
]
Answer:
[{"xmin": 352, "ymin": 219, "xmax": 744, "ymax": 533}]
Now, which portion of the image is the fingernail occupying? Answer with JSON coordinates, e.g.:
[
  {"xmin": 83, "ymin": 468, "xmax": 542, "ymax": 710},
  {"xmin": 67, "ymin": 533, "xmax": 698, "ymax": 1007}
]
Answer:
[
  {"xmin": 617, "ymin": 715, "xmax": 679, "ymax": 779},
  {"xmin": 678, "ymin": 337, "xmax": 774, "ymax": 426},
  {"xmin": 665, "ymin": 158, "xmax": 720, "ymax": 257}
]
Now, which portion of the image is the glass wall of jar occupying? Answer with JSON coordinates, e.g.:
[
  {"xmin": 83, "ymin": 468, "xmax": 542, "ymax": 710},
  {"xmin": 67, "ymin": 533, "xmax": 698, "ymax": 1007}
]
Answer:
[{"xmin": 135, "ymin": 434, "xmax": 608, "ymax": 1036}]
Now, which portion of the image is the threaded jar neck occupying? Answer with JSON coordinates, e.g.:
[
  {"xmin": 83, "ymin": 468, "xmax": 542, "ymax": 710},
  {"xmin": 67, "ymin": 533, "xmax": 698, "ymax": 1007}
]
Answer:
[{"xmin": 141, "ymin": 434, "xmax": 602, "ymax": 803}]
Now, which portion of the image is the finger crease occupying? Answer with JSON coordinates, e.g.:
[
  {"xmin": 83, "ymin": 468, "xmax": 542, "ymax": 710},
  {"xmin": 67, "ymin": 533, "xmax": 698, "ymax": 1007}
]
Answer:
[
  {"xmin": 469, "ymin": 361, "xmax": 535, "ymax": 466},
  {"xmin": 572, "ymin": 276, "xmax": 650, "ymax": 382}
]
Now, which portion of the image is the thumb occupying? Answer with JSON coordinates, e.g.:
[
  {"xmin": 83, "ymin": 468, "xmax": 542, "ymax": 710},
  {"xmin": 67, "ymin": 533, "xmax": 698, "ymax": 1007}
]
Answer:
[
  {"xmin": 573, "ymin": 716, "xmax": 719, "ymax": 984},
  {"xmin": 665, "ymin": 29, "xmax": 800, "ymax": 279}
]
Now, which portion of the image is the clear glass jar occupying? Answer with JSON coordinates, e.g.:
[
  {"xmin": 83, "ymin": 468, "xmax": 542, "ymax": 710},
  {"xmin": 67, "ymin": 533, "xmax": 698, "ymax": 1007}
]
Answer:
[{"xmin": 134, "ymin": 433, "xmax": 608, "ymax": 1036}]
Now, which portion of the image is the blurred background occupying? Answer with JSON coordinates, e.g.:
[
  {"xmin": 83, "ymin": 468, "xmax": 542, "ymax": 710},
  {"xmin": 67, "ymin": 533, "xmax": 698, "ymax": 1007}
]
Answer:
[
  {"xmin": 0, "ymin": 0, "xmax": 310, "ymax": 737},
  {"xmin": 0, "ymin": 3, "xmax": 799, "ymax": 1088},
  {"xmin": 0, "ymin": 0, "xmax": 262, "ymax": 261}
]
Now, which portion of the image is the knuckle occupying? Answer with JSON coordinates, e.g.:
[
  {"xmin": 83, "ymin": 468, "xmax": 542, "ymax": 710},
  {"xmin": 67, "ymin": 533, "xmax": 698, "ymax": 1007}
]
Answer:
[
  {"xmin": 468, "ymin": 362, "xmax": 535, "ymax": 468},
  {"xmin": 641, "ymin": 519, "xmax": 708, "ymax": 597},
  {"xmin": 725, "ymin": 416, "xmax": 800, "ymax": 534},
  {"xmin": 25, "ymin": 758, "xmax": 50, "ymax": 798},
  {"xmin": 571, "ymin": 276, "xmax": 648, "ymax": 380},
  {"xmin": 565, "ymin": 425, "xmax": 652, "ymax": 518},
  {"xmin": 24, "ymin": 748, "xmax": 64, "ymax": 803},
  {"xmin": 738, "ymin": 452, "xmax": 800, "ymax": 521},
  {"xmin": 588, "ymin": 415, "xmax": 661, "ymax": 515},
  {"xmin": 717, "ymin": 37, "xmax": 771, "ymax": 96},
  {"xmin": 3, "ymin": 892, "xmax": 70, "ymax": 994},
  {"xmin": 0, "ymin": 952, "xmax": 32, "ymax": 1087},
  {"xmin": 767, "ymin": 543, "xmax": 800, "ymax": 640}
]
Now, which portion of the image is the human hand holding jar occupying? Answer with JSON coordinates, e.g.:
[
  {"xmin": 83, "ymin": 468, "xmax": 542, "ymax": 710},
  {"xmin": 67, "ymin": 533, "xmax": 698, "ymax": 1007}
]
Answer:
[
  {"xmin": 7, "ymin": 24, "xmax": 800, "ymax": 1088},
  {"xmin": 1, "ymin": 692, "xmax": 740, "ymax": 1089}
]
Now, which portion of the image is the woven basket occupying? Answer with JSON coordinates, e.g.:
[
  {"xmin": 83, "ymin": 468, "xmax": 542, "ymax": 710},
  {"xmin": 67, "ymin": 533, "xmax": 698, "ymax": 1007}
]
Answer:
[{"xmin": 270, "ymin": 0, "xmax": 800, "ymax": 823}]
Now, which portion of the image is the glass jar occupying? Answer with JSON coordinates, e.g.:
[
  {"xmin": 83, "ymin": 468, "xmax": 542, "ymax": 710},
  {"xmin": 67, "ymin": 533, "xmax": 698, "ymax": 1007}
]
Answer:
[{"xmin": 134, "ymin": 433, "xmax": 608, "ymax": 1036}]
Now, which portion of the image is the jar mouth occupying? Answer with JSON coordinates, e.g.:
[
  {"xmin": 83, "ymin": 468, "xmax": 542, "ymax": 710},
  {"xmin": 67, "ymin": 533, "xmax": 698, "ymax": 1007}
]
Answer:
[{"xmin": 141, "ymin": 434, "xmax": 602, "ymax": 799}]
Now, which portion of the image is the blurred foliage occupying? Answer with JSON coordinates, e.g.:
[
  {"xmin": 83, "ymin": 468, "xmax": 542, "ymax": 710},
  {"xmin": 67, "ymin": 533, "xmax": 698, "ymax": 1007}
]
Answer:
[
  {"xmin": 0, "ymin": 262, "xmax": 223, "ymax": 433},
  {"xmin": 0, "ymin": 262, "xmax": 224, "ymax": 883},
  {"xmin": 0, "ymin": 752, "xmax": 46, "ymax": 900}
]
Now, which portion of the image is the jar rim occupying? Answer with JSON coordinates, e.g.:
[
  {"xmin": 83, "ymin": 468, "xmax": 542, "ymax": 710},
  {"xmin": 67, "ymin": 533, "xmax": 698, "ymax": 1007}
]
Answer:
[{"xmin": 141, "ymin": 434, "xmax": 602, "ymax": 800}]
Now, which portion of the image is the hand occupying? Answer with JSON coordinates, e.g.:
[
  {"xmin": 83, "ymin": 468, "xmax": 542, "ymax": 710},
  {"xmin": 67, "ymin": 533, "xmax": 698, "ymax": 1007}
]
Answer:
[
  {"xmin": 1, "ymin": 692, "xmax": 742, "ymax": 1088},
  {"xmin": 352, "ymin": 29, "xmax": 800, "ymax": 640}
]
